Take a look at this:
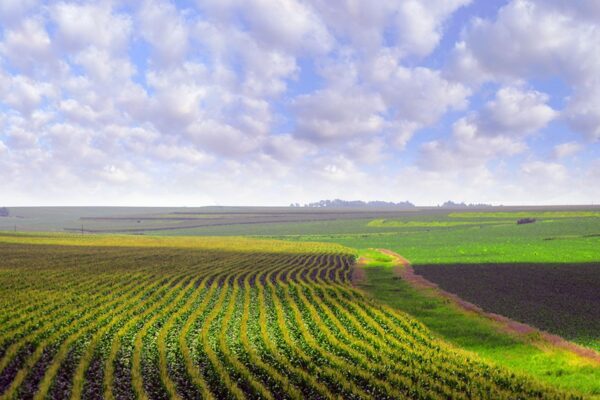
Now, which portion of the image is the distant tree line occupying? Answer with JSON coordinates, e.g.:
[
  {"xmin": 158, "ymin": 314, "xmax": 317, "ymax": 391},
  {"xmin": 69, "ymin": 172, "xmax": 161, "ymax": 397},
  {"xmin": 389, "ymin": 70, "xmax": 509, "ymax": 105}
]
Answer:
[
  {"xmin": 438, "ymin": 201, "xmax": 493, "ymax": 208},
  {"xmin": 290, "ymin": 199, "xmax": 416, "ymax": 208},
  {"xmin": 0, "ymin": 207, "xmax": 9, "ymax": 217},
  {"xmin": 289, "ymin": 199, "xmax": 494, "ymax": 209}
]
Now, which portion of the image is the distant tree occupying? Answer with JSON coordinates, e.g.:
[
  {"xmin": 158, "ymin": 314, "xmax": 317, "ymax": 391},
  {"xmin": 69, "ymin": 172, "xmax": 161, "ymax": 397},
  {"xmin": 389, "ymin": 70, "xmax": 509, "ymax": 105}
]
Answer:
[
  {"xmin": 302, "ymin": 199, "xmax": 415, "ymax": 209},
  {"xmin": 0, "ymin": 207, "xmax": 9, "ymax": 217},
  {"xmin": 439, "ymin": 201, "xmax": 493, "ymax": 208}
]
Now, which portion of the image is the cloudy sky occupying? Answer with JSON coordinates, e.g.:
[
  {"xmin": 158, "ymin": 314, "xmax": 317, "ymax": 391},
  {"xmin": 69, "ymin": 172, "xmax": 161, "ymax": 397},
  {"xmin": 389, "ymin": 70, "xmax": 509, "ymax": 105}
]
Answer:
[{"xmin": 1, "ymin": 0, "xmax": 599, "ymax": 206}]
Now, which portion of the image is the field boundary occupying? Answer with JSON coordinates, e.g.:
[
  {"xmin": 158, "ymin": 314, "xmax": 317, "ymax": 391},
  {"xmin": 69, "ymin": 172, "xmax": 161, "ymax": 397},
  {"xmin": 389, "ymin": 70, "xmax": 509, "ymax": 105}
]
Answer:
[{"xmin": 378, "ymin": 248, "xmax": 600, "ymax": 365}]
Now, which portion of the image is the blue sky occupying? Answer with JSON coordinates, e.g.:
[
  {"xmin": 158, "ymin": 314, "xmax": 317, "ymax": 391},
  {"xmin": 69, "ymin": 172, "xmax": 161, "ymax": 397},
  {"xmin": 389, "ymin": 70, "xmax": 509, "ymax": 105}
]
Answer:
[{"xmin": 0, "ymin": 0, "xmax": 598, "ymax": 206}]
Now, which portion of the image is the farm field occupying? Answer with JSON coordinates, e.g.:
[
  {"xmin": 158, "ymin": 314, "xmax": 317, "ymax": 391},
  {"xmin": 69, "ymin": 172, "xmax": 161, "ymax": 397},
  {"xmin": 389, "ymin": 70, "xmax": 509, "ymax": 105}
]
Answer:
[
  {"xmin": 357, "ymin": 258, "xmax": 600, "ymax": 396},
  {"xmin": 412, "ymin": 263, "xmax": 600, "ymax": 351},
  {"xmin": 0, "ymin": 232, "xmax": 583, "ymax": 399},
  {"xmin": 3, "ymin": 2, "xmax": 598, "ymax": 399},
  {"xmin": 270, "ymin": 211, "xmax": 600, "ymax": 263},
  {"xmin": 0, "ymin": 206, "xmax": 424, "ymax": 234},
  {"xmin": 1, "ymin": 208, "xmax": 599, "ymax": 398}
]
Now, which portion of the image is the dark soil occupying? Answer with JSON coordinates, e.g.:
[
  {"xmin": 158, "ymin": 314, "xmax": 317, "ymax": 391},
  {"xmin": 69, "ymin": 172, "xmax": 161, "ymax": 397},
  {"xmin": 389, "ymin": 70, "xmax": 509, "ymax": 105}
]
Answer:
[
  {"xmin": 82, "ymin": 354, "xmax": 104, "ymax": 400},
  {"xmin": 0, "ymin": 344, "xmax": 35, "ymax": 394},
  {"xmin": 413, "ymin": 263, "xmax": 600, "ymax": 345},
  {"xmin": 48, "ymin": 345, "xmax": 80, "ymax": 399},
  {"xmin": 17, "ymin": 345, "xmax": 58, "ymax": 399}
]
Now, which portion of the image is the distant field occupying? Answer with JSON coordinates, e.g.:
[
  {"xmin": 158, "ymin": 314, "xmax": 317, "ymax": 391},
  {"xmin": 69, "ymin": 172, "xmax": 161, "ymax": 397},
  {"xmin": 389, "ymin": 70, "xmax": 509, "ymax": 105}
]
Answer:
[
  {"xmin": 413, "ymin": 263, "xmax": 600, "ymax": 351},
  {"xmin": 0, "ymin": 206, "xmax": 425, "ymax": 233},
  {"xmin": 367, "ymin": 218, "xmax": 506, "ymax": 228},
  {"xmin": 449, "ymin": 211, "xmax": 600, "ymax": 219},
  {"xmin": 0, "ymin": 233, "xmax": 572, "ymax": 399},
  {"xmin": 3, "ymin": 206, "xmax": 598, "ymax": 237},
  {"xmin": 275, "ymin": 216, "xmax": 600, "ymax": 264}
]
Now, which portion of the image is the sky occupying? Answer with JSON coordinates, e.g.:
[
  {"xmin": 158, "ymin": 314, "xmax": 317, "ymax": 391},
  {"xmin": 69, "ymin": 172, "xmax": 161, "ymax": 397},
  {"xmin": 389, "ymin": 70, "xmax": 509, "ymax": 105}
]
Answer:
[{"xmin": 0, "ymin": 0, "xmax": 599, "ymax": 206}]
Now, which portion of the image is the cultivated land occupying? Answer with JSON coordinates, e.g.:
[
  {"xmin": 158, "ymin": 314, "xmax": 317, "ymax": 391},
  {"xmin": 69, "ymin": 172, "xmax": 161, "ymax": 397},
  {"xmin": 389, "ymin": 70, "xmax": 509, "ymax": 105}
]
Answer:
[
  {"xmin": 0, "ymin": 233, "xmax": 575, "ymax": 400},
  {"xmin": 1, "ymin": 206, "xmax": 599, "ymax": 398},
  {"xmin": 412, "ymin": 263, "xmax": 600, "ymax": 351}
]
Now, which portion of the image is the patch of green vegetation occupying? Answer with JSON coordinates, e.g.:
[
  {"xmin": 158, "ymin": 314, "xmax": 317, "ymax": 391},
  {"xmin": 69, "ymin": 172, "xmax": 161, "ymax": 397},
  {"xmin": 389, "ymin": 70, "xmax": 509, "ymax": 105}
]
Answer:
[
  {"xmin": 367, "ymin": 218, "xmax": 505, "ymax": 228},
  {"xmin": 449, "ymin": 211, "xmax": 600, "ymax": 219},
  {"xmin": 283, "ymin": 217, "xmax": 600, "ymax": 263},
  {"xmin": 357, "ymin": 260, "xmax": 600, "ymax": 397},
  {"xmin": 358, "ymin": 248, "xmax": 394, "ymax": 266}
]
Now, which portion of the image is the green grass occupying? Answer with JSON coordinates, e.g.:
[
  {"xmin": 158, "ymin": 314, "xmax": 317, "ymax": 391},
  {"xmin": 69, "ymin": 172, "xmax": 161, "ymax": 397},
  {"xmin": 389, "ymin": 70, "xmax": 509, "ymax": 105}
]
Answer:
[
  {"xmin": 449, "ymin": 211, "xmax": 600, "ymax": 219},
  {"xmin": 367, "ymin": 218, "xmax": 505, "ymax": 228},
  {"xmin": 357, "ymin": 256, "xmax": 600, "ymax": 397},
  {"xmin": 276, "ymin": 217, "xmax": 600, "ymax": 264}
]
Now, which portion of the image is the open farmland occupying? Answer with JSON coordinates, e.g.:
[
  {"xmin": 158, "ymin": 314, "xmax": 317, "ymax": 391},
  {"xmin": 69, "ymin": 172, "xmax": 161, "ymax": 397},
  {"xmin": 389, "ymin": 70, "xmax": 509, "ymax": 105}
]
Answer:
[
  {"xmin": 255, "ymin": 209, "xmax": 600, "ymax": 395},
  {"xmin": 0, "ymin": 233, "xmax": 581, "ymax": 400},
  {"xmin": 412, "ymin": 263, "xmax": 600, "ymax": 351}
]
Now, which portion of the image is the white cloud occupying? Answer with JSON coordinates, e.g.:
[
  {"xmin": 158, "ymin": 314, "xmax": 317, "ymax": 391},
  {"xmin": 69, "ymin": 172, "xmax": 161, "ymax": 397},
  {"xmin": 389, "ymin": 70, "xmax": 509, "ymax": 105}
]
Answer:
[
  {"xmin": 394, "ymin": 0, "xmax": 472, "ymax": 57},
  {"xmin": 138, "ymin": 0, "xmax": 189, "ymax": 67},
  {"xmin": 0, "ymin": 0, "xmax": 596, "ymax": 206},
  {"xmin": 0, "ymin": 74, "xmax": 55, "ymax": 115},
  {"xmin": 263, "ymin": 134, "xmax": 316, "ymax": 162},
  {"xmin": 308, "ymin": 0, "xmax": 470, "ymax": 57},
  {"xmin": 475, "ymin": 86, "xmax": 557, "ymax": 137},
  {"xmin": 564, "ymin": 86, "xmax": 600, "ymax": 141},
  {"xmin": 0, "ymin": 0, "xmax": 38, "ymax": 26},
  {"xmin": 199, "ymin": 0, "xmax": 333, "ymax": 54},
  {"xmin": 51, "ymin": 2, "xmax": 132, "ymax": 53},
  {"xmin": 367, "ymin": 51, "xmax": 470, "ymax": 146},
  {"xmin": 0, "ymin": 17, "xmax": 54, "ymax": 73},
  {"xmin": 449, "ymin": 0, "xmax": 600, "ymax": 141},
  {"xmin": 553, "ymin": 142, "xmax": 582, "ymax": 159},
  {"xmin": 293, "ymin": 87, "xmax": 386, "ymax": 142},
  {"xmin": 311, "ymin": 155, "xmax": 365, "ymax": 183},
  {"xmin": 521, "ymin": 161, "xmax": 568, "ymax": 183},
  {"xmin": 418, "ymin": 86, "xmax": 555, "ymax": 171}
]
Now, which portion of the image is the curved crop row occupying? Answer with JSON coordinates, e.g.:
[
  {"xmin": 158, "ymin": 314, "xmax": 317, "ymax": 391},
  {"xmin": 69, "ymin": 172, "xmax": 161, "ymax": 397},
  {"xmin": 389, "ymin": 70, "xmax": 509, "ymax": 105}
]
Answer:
[{"xmin": 0, "ymin": 234, "xmax": 581, "ymax": 400}]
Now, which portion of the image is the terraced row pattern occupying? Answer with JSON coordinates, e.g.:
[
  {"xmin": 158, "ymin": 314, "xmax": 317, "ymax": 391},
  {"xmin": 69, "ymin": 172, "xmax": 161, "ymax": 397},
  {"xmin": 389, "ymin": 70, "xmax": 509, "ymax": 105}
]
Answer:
[{"xmin": 0, "ymin": 234, "xmax": 580, "ymax": 399}]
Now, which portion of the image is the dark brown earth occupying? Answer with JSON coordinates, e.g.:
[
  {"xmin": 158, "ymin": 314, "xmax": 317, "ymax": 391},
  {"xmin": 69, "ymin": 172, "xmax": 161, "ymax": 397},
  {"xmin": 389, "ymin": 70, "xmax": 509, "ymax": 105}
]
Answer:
[
  {"xmin": 412, "ymin": 262, "xmax": 600, "ymax": 345},
  {"xmin": 379, "ymin": 249, "xmax": 600, "ymax": 364}
]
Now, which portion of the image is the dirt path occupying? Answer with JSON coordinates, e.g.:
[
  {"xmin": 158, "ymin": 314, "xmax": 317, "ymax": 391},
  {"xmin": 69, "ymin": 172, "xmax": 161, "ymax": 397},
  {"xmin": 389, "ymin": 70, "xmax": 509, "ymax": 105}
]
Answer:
[
  {"xmin": 378, "ymin": 248, "xmax": 600, "ymax": 365},
  {"xmin": 351, "ymin": 256, "xmax": 367, "ymax": 285}
]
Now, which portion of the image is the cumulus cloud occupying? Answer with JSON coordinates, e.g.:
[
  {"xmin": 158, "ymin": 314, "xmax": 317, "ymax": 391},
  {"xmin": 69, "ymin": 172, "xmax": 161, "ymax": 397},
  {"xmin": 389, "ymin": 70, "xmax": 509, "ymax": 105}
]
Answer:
[
  {"xmin": 138, "ymin": 0, "xmax": 189, "ymax": 67},
  {"xmin": 418, "ymin": 86, "xmax": 555, "ymax": 171},
  {"xmin": 367, "ymin": 53, "xmax": 470, "ymax": 146},
  {"xmin": 394, "ymin": 0, "xmax": 472, "ymax": 57},
  {"xmin": 50, "ymin": 2, "xmax": 132, "ymax": 53},
  {"xmin": 0, "ymin": 0, "xmax": 596, "ymax": 205},
  {"xmin": 293, "ymin": 87, "xmax": 386, "ymax": 142},
  {"xmin": 552, "ymin": 142, "xmax": 582, "ymax": 159},
  {"xmin": 308, "ymin": 0, "xmax": 470, "ymax": 57},
  {"xmin": 448, "ymin": 0, "xmax": 600, "ymax": 142},
  {"xmin": 474, "ymin": 86, "xmax": 557, "ymax": 137},
  {"xmin": 0, "ymin": 17, "xmax": 54, "ymax": 74},
  {"xmin": 521, "ymin": 161, "xmax": 568, "ymax": 184},
  {"xmin": 198, "ymin": 0, "xmax": 333, "ymax": 54}
]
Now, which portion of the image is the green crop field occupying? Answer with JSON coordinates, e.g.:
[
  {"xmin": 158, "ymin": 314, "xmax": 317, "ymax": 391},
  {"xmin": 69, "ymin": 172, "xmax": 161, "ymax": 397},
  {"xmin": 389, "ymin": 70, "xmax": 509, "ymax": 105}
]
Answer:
[
  {"xmin": 0, "ymin": 232, "xmax": 586, "ymax": 399},
  {"xmin": 270, "ymin": 213, "xmax": 600, "ymax": 264},
  {"xmin": 1, "ymin": 208, "xmax": 599, "ymax": 399}
]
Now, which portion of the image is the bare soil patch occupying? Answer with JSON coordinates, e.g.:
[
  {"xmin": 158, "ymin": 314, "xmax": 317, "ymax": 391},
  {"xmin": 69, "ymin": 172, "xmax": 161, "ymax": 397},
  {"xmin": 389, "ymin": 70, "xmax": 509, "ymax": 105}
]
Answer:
[
  {"xmin": 351, "ymin": 257, "xmax": 367, "ymax": 285},
  {"xmin": 379, "ymin": 249, "xmax": 600, "ymax": 364}
]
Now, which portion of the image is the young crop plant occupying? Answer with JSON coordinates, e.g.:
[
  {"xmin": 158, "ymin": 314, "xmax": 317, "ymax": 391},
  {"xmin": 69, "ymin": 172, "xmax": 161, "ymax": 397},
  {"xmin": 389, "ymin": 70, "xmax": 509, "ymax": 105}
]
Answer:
[{"xmin": 0, "ymin": 232, "xmax": 584, "ymax": 399}]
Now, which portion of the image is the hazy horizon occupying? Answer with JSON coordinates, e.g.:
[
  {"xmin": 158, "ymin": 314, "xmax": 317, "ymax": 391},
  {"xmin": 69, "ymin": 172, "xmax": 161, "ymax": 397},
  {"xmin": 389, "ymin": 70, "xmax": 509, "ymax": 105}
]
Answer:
[{"xmin": 1, "ymin": 1, "xmax": 598, "ymax": 206}]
